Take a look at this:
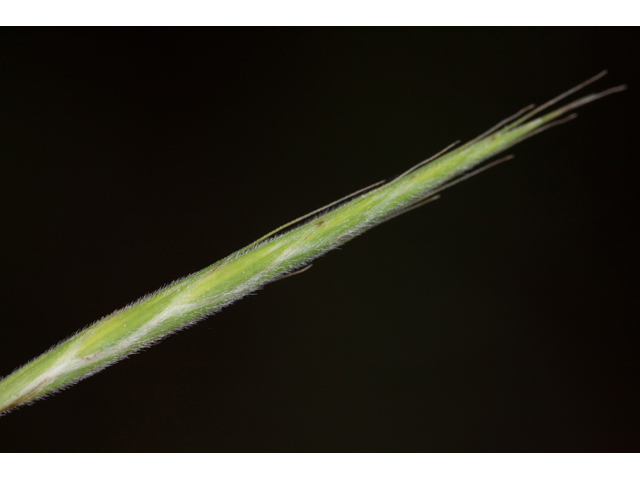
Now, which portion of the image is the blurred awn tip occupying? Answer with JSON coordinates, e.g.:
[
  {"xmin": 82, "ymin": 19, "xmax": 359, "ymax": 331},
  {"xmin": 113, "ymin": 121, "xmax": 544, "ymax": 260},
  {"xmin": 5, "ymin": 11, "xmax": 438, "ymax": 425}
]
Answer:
[{"xmin": 0, "ymin": 72, "xmax": 626, "ymax": 416}]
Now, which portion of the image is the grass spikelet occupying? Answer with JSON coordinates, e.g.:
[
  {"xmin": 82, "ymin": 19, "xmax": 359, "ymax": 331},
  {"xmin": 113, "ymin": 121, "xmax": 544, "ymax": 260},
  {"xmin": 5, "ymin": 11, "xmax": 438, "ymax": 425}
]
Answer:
[{"xmin": 0, "ymin": 72, "xmax": 625, "ymax": 415}]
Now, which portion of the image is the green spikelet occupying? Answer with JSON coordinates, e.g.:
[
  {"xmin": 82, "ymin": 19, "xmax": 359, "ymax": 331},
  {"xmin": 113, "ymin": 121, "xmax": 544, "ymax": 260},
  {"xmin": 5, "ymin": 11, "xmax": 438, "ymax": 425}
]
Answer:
[{"xmin": 0, "ymin": 72, "xmax": 625, "ymax": 415}]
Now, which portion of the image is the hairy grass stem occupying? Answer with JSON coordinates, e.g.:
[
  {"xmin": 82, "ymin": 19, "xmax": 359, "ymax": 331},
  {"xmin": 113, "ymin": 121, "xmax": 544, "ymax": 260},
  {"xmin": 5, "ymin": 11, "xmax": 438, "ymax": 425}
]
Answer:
[{"xmin": 0, "ymin": 72, "xmax": 625, "ymax": 415}]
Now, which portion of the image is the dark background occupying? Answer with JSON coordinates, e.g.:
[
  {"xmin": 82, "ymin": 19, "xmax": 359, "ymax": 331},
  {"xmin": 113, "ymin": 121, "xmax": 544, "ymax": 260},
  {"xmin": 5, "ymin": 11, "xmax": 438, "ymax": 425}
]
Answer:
[{"xmin": 1, "ymin": 29, "xmax": 638, "ymax": 452}]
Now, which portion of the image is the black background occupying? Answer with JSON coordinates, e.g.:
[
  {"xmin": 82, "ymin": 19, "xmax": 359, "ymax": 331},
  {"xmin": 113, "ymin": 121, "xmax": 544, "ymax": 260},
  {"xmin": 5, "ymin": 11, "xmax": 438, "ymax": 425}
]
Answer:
[{"xmin": 1, "ymin": 29, "xmax": 638, "ymax": 452}]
